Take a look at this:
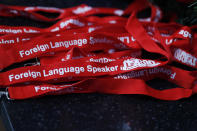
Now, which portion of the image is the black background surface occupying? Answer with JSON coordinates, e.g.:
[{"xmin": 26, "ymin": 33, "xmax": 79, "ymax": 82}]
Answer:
[{"xmin": 0, "ymin": 0, "xmax": 196, "ymax": 131}]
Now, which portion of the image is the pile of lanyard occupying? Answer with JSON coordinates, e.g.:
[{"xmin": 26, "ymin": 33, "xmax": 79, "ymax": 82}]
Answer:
[{"xmin": 0, "ymin": 0, "xmax": 196, "ymax": 100}]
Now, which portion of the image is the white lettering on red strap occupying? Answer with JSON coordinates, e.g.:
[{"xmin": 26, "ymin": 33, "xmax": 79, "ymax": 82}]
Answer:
[
  {"xmin": 19, "ymin": 44, "xmax": 50, "ymax": 58},
  {"xmin": 114, "ymin": 10, "xmax": 123, "ymax": 16},
  {"xmin": 0, "ymin": 28, "xmax": 22, "ymax": 33},
  {"xmin": 73, "ymin": 6, "xmax": 92, "ymax": 14},
  {"xmin": 87, "ymin": 65, "xmax": 119, "ymax": 74},
  {"xmin": 174, "ymin": 48, "xmax": 197, "ymax": 67},
  {"xmin": 9, "ymin": 70, "xmax": 42, "ymax": 82},
  {"xmin": 178, "ymin": 30, "xmax": 192, "ymax": 38},
  {"xmin": 43, "ymin": 66, "xmax": 85, "ymax": 76},
  {"xmin": 89, "ymin": 58, "xmax": 115, "ymax": 63},
  {"xmin": 60, "ymin": 19, "xmax": 85, "ymax": 28},
  {"xmin": 121, "ymin": 58, "xmax": 160, "ymax": 70},
  {"xmin": 34, "ymin": 86, "xmax": 60, "ymax": 92}
]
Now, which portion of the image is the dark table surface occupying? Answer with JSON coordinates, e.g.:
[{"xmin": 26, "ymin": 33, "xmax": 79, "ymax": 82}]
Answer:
[
  {"xmin": 0, "ymin": 0, "xmax": 196, "ymax": 131},
  {"xmin": 1, "ymin": 94, "xmax": 197, "ymax": 131}
]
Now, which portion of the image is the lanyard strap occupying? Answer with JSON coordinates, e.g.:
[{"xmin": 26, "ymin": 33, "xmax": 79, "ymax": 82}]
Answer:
[{"xmin": 0, "ymin": 1, "xmax": 196, "ymax": 100}]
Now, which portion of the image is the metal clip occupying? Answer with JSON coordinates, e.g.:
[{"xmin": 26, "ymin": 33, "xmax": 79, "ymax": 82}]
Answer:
[
  {"xmin": 188, "ymin": 1, "xmax": 197, "ymax": 8},
  {"xmin": 0, "ymin": 88, "xmax": 13, "ymax": 100},
  {"xmin": 24, "ymin": 57, "xmax": 40, "ymax": 67},
  {"xmin": 0, "ymin": 91, "xmax": 7, "ymax": 99},
  {"xmin": 5, "ymin": 88, "xmax": 14, "ymax": 100}
]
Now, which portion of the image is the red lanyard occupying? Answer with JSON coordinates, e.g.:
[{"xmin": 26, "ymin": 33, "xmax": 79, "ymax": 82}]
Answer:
[{"xmin": 0, "ymin": 0, "xmax": 196, "ymax": 100}]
